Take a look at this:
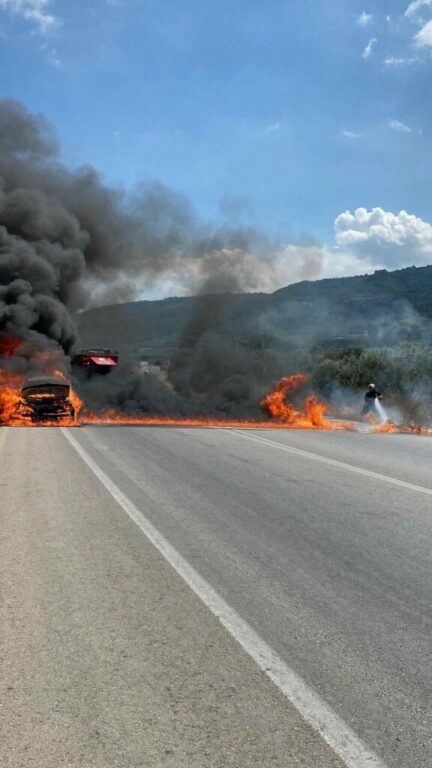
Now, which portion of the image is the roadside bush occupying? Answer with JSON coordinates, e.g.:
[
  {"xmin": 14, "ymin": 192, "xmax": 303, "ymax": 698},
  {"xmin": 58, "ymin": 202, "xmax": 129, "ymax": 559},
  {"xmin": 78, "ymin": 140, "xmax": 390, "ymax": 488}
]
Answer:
[{"xmin": 310, "ymin": 343, "xmax": 432, "ymax": 425}]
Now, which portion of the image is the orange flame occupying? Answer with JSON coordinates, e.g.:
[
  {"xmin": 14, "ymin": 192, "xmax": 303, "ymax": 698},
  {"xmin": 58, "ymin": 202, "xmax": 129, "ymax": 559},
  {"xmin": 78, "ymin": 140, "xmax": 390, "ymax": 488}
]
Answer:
[
  {"xmin": 1, "ymin": 353, "xmax": 431, "ymax": 435},
  {"xmin": 0, "ymin": 371, "xmax": 82, "ymax": 427},
  {"xmin": 0, "ymin": 335, "xmax": 83, "ymax": 427},
  {"xmin": 0, "ymin": 335, "xmax": 24, "ymax": 357},
  {"xmin": 0, "ymin": 370, "xmax": 25, "ymax": 424},
  {"xmin": 260, "ymin": 374, "xmax": 351, "ymax": 430},
  {"xmin": 75, "ymin": 374, "xmax": 352, "ymax": 429},
  {"xmin": 364, "ymin": 405, "xmax": 432, "ymax": 435},
  {"xmin": 373, "ymin": 420, "xmax": 431, "ymax": 435}
]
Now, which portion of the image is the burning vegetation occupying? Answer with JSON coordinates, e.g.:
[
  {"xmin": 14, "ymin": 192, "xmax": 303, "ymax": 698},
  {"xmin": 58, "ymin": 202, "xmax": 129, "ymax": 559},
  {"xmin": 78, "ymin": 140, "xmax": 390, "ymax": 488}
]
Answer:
[
  {"xmin": 1, "ymin": 348, "xmax": 421, "ymax": 434},
  {"xmin": 262, "ymin": 374, "xmax": 333, "ymax": 429},
  {"xmin": 0, "ymin": 346, "xmax": 347, "ymax": 429}
]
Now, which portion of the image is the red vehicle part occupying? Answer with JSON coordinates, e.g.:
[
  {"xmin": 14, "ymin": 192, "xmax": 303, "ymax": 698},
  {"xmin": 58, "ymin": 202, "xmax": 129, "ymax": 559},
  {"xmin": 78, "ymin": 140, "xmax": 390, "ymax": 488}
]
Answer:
[{"xmin": 73, "ymin": 349, "xmax": 119, "ymax": 375}]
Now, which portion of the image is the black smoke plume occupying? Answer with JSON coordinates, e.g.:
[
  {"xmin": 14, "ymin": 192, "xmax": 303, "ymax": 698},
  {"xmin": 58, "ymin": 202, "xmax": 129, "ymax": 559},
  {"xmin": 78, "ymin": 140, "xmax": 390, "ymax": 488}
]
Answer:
[{"xmin": 0, "ymin": 99, "xmax": 304, "ymax": 415}]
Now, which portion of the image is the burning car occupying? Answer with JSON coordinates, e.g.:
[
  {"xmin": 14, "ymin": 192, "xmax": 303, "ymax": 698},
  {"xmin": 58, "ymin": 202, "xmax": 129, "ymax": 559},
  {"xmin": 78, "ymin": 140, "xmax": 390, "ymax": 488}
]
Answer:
[{"xmin": 13, "ymin": 376, "xmax": 76, "ymax": 423}]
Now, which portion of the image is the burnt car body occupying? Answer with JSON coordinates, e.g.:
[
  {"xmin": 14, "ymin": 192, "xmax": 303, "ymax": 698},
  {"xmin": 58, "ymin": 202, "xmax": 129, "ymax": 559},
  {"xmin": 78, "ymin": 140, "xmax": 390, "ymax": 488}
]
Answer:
[{"xmin": 14, "ymin": 376, "xmax": 75, "ymax": 422}]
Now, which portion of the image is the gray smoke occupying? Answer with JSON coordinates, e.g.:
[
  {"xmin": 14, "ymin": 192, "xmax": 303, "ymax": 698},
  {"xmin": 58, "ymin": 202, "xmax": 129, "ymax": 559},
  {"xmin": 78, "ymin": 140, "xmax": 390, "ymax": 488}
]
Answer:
[
  {"xmin": 168, "ymin": 290, "xmax": 254, "ymax": 415},
  {"xmin": 0, "ymin": 100, "xmax": 322, "ymax": 342}
]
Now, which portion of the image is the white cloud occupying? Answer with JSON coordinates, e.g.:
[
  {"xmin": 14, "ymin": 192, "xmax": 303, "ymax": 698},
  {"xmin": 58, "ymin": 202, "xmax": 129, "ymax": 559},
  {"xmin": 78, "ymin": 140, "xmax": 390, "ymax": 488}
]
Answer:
[
  {"xmin": 357, "ymin": 11, "xmax": 373, "ymax": 26},
  {"xmin": 341, "ymin": 129, "xmax": 362, "ymax": 139},
  {"xmin": 362, "ymin": 37, "xmax": 377, "ymax": 59},
  {"xmin": 140, "ymin": 207, "xmax": 432, "ymax": 296},
  {"xmin": 404, "ymin": 1, "xmax": 432, "ymax": 47},
  {"xmin": 192, "ymin": 209, "xmax": 432, "ymax": 290},
  {"xmin": 415, "ymin": 18, "xmax": 432, "ymax": 45},
  {"xmin": 388, "ymin": 118, "xmax": 412, "ymax": 132},
  {"xmin": 384, "ymin": 56, "xmax": 417, "ymax": 66},
  {"xmin": 0, "ymin": 0, "xmax": 59, "ymax": 31},
  {"xmin": 334, "ymin": 207, "xmax": 432, "ymax": 268},
  {"xmin": 320, "ymin": 247, "xmax": 374, "ymax": 279},
  {"xmin": 194, "ymin": 208, "xmax": 432, "ymax": 291},
  {"xmin": 405, "ymin": 0, "xmax": 432, "ymax": 18}
]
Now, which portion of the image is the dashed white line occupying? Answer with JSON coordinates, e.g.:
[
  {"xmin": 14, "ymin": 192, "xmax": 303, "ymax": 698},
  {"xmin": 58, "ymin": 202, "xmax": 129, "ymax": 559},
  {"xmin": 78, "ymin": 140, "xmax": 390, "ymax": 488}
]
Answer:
[
  {"xmin": 62, "ymin": 427, "xmax": 387, "ymax": 768},
  {"xmin": 229, "ymin": 428, "xmax": 432, "ymax": 497}
]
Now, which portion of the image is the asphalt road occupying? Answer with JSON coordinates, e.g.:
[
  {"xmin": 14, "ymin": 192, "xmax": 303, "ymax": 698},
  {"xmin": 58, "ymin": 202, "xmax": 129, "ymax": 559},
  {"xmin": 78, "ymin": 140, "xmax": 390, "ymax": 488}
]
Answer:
[{"xmin": 1, "ymin": 425, "xmax": 431, "ymax": 767}]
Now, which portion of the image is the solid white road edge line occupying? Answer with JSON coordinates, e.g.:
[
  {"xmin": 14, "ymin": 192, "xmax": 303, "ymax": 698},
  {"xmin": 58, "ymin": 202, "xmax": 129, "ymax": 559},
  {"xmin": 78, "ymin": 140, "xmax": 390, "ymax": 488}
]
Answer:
[
  {"xmin": 61, "ymin": 427, "xmax": 387, "ymax": 768},
  {"xmin": 230, "ymin": 428, "xmax": 432, "ymax": 496}
]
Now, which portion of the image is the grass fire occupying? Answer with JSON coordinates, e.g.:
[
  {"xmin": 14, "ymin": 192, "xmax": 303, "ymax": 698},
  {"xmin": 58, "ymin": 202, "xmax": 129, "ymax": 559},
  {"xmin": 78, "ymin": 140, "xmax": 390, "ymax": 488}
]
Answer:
[
  {"xmin": 0, "ymin": 334, "xmax": 349, "ymax": 429},
  {"xmin": 0, "ymin": 338, "xmax": 426, "ymax": 434}
]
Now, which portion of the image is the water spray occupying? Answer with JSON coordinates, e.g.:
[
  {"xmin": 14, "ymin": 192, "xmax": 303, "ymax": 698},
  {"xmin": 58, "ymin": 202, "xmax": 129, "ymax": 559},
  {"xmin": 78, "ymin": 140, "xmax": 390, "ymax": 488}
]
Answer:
[{"xmin": 375, "ymin": 398, "xmax": 389, "ymax": 425}]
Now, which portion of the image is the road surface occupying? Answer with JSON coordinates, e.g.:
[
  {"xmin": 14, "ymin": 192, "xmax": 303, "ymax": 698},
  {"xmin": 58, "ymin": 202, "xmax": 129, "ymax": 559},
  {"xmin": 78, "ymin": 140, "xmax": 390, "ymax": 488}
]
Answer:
[{"xmin": 0, "ymin": 425, "xmax": 431, "ymax": 767}]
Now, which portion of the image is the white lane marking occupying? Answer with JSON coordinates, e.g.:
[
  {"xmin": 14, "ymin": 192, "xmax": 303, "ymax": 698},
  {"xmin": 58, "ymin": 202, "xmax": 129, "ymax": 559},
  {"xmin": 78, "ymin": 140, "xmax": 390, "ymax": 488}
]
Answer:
[
  {"xmin": 62, "ymin": 427, "xmax": 387, "ymax": 768},
  {"xmin": 229, "ymin": 429, "xmax": 432, "ymax": 497}
]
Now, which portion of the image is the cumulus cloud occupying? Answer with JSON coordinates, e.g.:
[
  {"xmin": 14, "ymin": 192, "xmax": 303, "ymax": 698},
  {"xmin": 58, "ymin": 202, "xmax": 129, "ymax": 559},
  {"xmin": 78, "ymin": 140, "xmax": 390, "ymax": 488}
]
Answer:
[
  {"xmin": 321, "ymin": 249, "xmax": 374, "ymax": 279},
  {"xmin": 150, "ymin": 209, "xmax": 432, "ymax": 296},
  {"xmin": 0, "ymin": 0, "xmax": 58, "ymax": 31},
  {"xmin": 388, "ymin": 118, "xmax": 412, "ymax": 132},
  {"xmin": 357, "ymin": 11, "xmax": 373, "ymax": 26},
  {"xmin": 362, "ymin": 37, "xmax": 377, "ymax": 59},
  {"xmin": 405, "ymin": 0, "xmax": 432, "ymax": 18},
  {"xmin": 415, "ymin": 19, "xmax": 432, "ymax": 45},
  {"xmin": 334, "ymin": 207, "xmax": 432, "ymax": 268},
  {"xmin": 404, "ymin": 0, "xmax": 432, "ymax": 46},
  {"xmin": 171, "ymin": 208, "xmax": 432, "ymax": 292}
]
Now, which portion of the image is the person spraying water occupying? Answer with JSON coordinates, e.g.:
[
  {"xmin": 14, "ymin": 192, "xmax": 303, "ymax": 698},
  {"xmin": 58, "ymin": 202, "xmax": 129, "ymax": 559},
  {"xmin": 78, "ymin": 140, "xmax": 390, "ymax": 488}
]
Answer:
[{"xmin": 361, "ymin": 383, "xmax": 387, "ymax": 424}]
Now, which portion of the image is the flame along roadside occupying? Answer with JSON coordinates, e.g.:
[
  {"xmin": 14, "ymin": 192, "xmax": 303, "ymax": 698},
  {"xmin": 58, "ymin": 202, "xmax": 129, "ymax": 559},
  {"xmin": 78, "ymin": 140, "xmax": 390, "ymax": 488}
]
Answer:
[{"xmin": 0, "ymin": 361, "xmax": 431, "ymax": 434}]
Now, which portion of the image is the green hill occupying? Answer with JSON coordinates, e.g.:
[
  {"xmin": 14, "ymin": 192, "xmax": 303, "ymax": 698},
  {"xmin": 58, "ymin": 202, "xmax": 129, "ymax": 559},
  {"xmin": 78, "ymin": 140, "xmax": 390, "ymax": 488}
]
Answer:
[{"xmin": 75, "ymin": 264, "xmax": 432, "ymax": 359}]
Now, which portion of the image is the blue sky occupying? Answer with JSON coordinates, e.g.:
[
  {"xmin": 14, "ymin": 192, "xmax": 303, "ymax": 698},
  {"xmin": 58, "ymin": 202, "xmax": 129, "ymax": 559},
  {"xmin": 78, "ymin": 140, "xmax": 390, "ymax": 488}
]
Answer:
[{"xmin": 1, "ymin": 0, "xmax": 432, "ymax": 290}]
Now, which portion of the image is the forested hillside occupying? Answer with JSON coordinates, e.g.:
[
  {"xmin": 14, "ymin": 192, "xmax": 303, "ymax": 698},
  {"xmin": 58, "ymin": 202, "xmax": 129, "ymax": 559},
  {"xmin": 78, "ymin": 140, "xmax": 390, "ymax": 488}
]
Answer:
[{"xmin": 75, "ymin": 265, "xmax": 432, "ymax": 358}]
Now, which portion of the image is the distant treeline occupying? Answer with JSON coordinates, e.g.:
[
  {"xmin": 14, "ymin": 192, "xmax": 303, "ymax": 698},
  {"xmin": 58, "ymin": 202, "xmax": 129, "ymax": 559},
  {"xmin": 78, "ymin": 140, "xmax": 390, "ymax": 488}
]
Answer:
[{"xmin": 310, "ymin": 343, "xmax": 432, "ymax": 395}]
